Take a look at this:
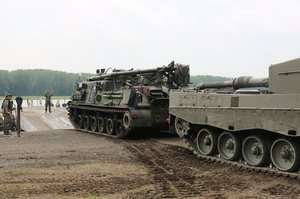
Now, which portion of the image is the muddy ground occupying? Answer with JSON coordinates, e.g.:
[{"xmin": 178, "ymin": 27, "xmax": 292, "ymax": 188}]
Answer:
[{"xmin": 1, "ymin": 127, "xmax": 300, "ymax": 199}]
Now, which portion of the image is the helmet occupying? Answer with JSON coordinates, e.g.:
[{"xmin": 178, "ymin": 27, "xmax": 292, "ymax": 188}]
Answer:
[{"xmin": 5, "ymin": 92, "xmax": 13, "ymax": 97}]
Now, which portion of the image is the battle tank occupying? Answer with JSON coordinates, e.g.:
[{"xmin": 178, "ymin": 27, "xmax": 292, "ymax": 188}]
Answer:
[
  {"xmin": 169, "ymin": 58, "xmax": 300, "ymax": 174},
  {"xmin": 68, "ymin": 61, "xmax": 189, "ymax": 138}
]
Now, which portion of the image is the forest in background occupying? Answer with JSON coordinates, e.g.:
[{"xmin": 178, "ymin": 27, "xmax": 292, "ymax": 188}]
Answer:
[
  {"xmin": 0, "ymin": 69, "xmax": 92, "ymax": 96},
  {"xmin": 0, "ymin": 69, "xmax": 230, "ymax": 96}
]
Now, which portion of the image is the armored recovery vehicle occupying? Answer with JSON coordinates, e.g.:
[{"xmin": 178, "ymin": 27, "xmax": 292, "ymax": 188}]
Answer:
[
  {"xmin": 68, "ymin": 61, "xmax": 189, "ymax": 138},
  {"xmin": 169, "ymin": 58, "xmax": 300, "ymax": 174}
]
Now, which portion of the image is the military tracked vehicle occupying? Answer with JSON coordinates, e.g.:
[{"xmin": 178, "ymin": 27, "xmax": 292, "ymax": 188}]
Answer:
[
  {"xmin": 169, "ymin": 58, "xmax": 300, "ymax": 174},
  {"xmin": 68, "ymin": 61, "xmax": 189, "ymax": 138}
]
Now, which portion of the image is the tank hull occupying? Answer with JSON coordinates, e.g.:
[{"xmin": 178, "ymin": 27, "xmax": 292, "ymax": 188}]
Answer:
[{"xmin": 170, "ymin": 91, "xmax": 300, "ymax": 137}]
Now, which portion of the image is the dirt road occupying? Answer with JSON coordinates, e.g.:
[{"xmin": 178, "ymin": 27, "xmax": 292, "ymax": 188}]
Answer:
[{"xmin": 1, "ymin": 127, "xmax": 300, "ymax": 199}]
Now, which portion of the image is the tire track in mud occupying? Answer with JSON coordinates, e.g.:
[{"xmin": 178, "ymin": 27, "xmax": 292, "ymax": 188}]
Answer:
[
  {"xmin": 56, "ymin": 128, "xmax": 300, "ymax": 198},
  {"xmin": 125, "ymin": 142, "xmax": 202, "ymax": 198},
  {"xmin": 123, "ymin": 138, "xmax": 300, "ymax": 199}
]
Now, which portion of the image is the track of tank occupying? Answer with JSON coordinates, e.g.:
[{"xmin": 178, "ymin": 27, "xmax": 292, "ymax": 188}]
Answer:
[
  {"xmin": 174, "ymin": 117, "xmax": 300, "ymax": 179},
  {"xmin": 68, "ymin": 104, "xmax": 130, "ymax": 138},
  {"xmin": 67, "ymin": 103, "xmax": 155, "ymax": 139}
]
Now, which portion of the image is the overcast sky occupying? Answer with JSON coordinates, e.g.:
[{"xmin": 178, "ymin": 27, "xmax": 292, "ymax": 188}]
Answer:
[{"xmin": 1, "ymin": 0, "xmax": 300, "ymax": 77}]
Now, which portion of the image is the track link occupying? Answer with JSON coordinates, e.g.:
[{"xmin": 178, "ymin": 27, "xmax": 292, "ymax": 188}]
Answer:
[
  {"xmin": 67, "ymin": 106, "xmax": 129, "ymax": 138},
  {"xmin": 68, "ymin": 115, "xmax": 119, "ymax": 139},
  {"xmin": 182, "ymin": 137, "xmax": 300, "ymax": 179}
]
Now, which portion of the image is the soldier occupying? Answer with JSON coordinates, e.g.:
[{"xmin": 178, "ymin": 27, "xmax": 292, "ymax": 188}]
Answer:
[
  {"xmin": 2, "ymin": 93, "xmax": 15, "ymax": 135},
  {"xmin": 44, "ymin": 89, "xmax": 53, "ymax": 113}
]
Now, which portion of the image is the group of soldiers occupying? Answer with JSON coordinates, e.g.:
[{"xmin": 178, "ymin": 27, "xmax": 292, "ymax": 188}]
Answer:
[{"xmin": 1, "ymin": 90, "xmax": 54, "ymax": 135}]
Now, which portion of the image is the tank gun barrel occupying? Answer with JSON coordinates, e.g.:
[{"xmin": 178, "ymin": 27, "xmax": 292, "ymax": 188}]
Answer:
[
  {"xmin": 197, "ymin": 76, "xmax": 268, "ymax": 90},
  {"xmin": 86, "ymin": 61, "xmax": 189, "ymax": 88},
  {"xmin": 88, "ymin": 68, "xmax": 158, "ymax": 81}
]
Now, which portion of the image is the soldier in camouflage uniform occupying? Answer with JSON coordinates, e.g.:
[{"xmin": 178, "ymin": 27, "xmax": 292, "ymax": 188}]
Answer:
[
  {"xmin": 44, "ymin": 89, "xmax": 53, "ymax": 113},
  {"xmin": 2, "ymin": 93, "xmax": 15, "ymax": 135}
]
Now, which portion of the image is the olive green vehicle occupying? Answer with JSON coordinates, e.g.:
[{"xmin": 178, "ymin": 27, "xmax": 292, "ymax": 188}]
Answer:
[
  {"xmin": 169, "ymin": 58, "xmax": 300, "ymax": 173},
  {"xmin": 68, "ymin": 61, "xmax": 189, "ymax": 138}
]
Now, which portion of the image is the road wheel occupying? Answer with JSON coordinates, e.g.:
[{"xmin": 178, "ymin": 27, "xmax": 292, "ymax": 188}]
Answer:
[
  {"xmin": 106, "ymin": 118, "xmax": 115, "ymax": 135},
  {"xmin": 83, "ymin": 115, "xmax": 90, "ymax": 130},
  {"xmin": 196, "ymin": 128, "xmax": 217, "ymax": 156},
  {"xmin": 242, "ymin": 135, "xmax": 269, "ymax": 167},
  {"xmin": 77, "ymin": 115, "xmax": 84, "ymax": 129},
  {"xmin": 116, "ymin": 119, "xmax": 132, "ymax": 139},
  {"xmin": 218, "ymin": 132, "xmax": 241, "ymax": 161},
  {"xmin": 90, "ymin": 116, "xmax": 97, "ymax": 132},
  {"xmin": 270, "ymin": 138, "xmax": 300, "ymax": 172},
  {"xmin": 98, "ymin": 117, "xmax": 106, "ymax": 134}
]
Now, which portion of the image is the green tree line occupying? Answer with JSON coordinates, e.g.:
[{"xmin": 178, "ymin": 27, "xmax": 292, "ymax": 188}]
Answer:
[
  {"xmin": 0, "ymin": 69, "xmax": 230, "ymax": 96},
  {"xmin": 0, "ymin": 69, "xmax": 92, "ymax": 96}
]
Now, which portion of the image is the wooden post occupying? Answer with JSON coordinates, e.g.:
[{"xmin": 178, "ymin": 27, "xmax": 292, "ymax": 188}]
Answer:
[
  {"xmin": 17, "ymin": 105, "xmax": 21, "ymax": 137},
  {"xmin": 15, "ymin": 97, "xmax": 23, "ymax": 137}
]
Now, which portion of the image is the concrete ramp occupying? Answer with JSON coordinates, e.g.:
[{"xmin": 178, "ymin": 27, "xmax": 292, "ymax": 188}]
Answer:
[{"xmin": 20, "ymin": 107, "xmax": 73, "ymax": 131}]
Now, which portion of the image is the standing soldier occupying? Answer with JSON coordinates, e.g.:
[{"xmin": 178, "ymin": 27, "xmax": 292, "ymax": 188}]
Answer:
[
  {"xmin": 2, "ymin": 93, "xmax": 15, "ymax": 135},
  {"xmin": 44, "ymin": 89, "xmax": 53, "ymax": 113}
]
